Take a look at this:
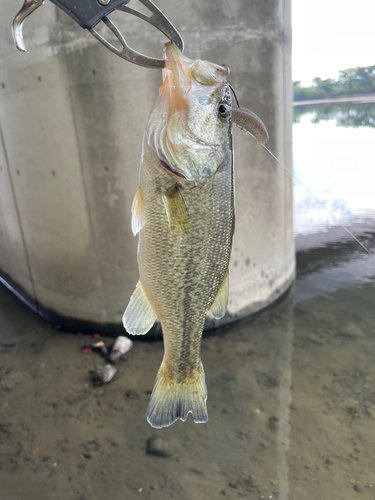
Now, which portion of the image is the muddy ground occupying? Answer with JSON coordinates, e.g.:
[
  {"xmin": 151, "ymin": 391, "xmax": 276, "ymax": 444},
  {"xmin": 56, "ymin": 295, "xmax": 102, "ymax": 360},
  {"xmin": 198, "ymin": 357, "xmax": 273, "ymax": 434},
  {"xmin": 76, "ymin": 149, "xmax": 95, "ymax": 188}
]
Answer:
[{"xmin": 0, "ymin": 248, "xmax": 374, "ymax": 500}]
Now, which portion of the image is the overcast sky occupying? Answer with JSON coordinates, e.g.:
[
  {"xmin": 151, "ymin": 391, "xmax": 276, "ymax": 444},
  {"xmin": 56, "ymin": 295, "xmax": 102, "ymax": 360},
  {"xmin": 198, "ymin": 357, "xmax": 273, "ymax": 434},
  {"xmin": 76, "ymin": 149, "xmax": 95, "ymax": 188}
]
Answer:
[{"xmin": 292, "ymin": 0, "xmax": 375, "ymax": 86}]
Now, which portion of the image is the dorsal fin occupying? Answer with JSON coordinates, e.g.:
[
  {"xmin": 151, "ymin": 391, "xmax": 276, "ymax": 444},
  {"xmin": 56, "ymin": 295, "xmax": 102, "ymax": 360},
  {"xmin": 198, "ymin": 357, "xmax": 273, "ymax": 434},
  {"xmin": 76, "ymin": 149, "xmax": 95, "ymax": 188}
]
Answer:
[{"xmin": 131, "ymin": 186, "xmax": 145, "ymax": 236}]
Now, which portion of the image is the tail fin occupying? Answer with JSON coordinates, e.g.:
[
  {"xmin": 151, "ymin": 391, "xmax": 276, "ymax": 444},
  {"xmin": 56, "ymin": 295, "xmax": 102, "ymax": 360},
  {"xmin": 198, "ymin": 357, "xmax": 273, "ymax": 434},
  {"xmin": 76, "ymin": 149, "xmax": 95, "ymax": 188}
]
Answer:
[{"xmin": 146, "ymin": 361, "xmax": 208, "ymax": 429}]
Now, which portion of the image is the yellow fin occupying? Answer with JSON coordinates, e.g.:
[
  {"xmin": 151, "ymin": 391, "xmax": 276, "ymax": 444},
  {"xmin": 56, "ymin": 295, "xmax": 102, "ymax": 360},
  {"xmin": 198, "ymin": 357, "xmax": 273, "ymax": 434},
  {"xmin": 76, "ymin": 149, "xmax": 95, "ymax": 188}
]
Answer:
[
  {"xmin": 131, "ymin": 187, "xmax": 145, "ymax": 236},
  {"xmin": 147, "ymin": 361, "xmax": 208, "ymax": 429},
  {"xmin": 162, "ymin": 188, "xmax": 189, "ymax": 236},
  {"xmin": 209, "ymin": 269, "xmax": 229, "ymax": 319},
  {"xmin": 123, "ymin": 281, "xmax": 157, "ymax": 335}
]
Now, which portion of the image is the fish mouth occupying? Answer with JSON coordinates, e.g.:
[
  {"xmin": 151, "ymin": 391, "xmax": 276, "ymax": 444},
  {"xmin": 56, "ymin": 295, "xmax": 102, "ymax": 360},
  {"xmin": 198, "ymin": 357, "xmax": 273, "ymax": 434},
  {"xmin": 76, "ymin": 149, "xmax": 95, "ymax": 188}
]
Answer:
[
  {"xmin": 147, "ymin": 43, "xmax": 231, "ymax": 185},
  {"xmin": 161, "ymin": 43, "xmax": 229, "ymax": 115},
  {"xmin": 163, "ymin": 42, "xmax": 229, "ymax": 87}
]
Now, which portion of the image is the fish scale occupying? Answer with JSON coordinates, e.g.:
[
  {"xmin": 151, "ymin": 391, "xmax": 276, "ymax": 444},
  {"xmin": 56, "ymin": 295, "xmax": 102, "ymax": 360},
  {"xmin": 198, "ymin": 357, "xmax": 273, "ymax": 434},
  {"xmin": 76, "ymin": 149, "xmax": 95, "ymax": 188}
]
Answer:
[{"xmin": 139, "ymin": 141, "xmax": 234, "ymax": 376}]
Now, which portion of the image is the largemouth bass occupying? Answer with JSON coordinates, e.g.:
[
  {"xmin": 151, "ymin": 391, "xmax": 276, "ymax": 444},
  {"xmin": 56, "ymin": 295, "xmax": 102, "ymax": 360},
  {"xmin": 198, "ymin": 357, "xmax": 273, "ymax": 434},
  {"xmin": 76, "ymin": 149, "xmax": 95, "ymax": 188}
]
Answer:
[
  {"xmin": 124, "ymin": 43, "xmax": 268, "ymax": 429},
  {"xmin": 123, "ymin": 43, "xmax": 233, "ymax": 428}
]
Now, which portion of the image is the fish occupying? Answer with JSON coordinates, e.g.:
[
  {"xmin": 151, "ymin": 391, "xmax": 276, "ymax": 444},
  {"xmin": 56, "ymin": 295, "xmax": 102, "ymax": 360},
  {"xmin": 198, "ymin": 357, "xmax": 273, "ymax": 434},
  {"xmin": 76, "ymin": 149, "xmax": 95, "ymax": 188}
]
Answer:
[{"xmin": 123, "ymin": 42, "xmax": 269, "ymax": 429}]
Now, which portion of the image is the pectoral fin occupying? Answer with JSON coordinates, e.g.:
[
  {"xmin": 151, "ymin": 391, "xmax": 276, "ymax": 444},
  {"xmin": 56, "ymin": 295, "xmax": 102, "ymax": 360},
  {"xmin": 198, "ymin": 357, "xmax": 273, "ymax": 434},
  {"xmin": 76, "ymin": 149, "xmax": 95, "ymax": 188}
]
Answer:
[
  {"xmin": 162, "ymin": 188, "xmax": 189, "ymax": 235},
  {"xmin": 131, "ymin": 187, "xmax": 145, "ymax": 236},
  {"xmin": 123, "ymin": 281, "xmax": 157, "ymax": 335},
  {"xmin": 209, "ymin": 269, "xmax": 229, "ymax": 319}
]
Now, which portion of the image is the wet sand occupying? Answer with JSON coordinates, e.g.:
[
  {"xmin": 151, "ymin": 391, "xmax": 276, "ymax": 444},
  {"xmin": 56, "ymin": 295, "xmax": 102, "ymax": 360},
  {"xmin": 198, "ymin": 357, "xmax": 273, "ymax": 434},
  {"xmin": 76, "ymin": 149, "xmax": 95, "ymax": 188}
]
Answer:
[{"xmin": 0, "ymin": 240, "xmax": 374, "ymax": 500}]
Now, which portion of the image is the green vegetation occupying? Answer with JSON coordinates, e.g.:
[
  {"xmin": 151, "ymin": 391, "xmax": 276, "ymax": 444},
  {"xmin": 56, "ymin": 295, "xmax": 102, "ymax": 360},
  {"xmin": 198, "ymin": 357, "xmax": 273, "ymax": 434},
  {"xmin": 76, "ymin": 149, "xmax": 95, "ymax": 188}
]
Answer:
[{"xmin": 293, "ymin": 65, "xmax": 375, "ymax": 101}]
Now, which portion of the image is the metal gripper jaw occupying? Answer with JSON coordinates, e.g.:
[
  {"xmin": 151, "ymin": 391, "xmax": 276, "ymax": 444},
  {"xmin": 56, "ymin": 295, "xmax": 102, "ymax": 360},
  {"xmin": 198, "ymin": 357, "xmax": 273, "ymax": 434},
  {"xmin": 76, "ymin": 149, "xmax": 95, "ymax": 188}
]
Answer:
[
  {"xmin": 11, "ymin": 0, "xmax": 184, "ymax": 68},
  {"xmin": 12, "ymin": 0, "xmax": 45, "ymax": 52}
]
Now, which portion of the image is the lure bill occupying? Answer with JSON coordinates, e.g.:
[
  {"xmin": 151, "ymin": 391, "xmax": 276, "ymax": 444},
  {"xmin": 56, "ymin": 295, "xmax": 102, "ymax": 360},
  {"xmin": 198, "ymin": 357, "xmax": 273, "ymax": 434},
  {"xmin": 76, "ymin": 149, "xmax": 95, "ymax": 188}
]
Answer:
[{"xmin": 231, "ymin": 106, "xmax": 269, "ymax": 144}]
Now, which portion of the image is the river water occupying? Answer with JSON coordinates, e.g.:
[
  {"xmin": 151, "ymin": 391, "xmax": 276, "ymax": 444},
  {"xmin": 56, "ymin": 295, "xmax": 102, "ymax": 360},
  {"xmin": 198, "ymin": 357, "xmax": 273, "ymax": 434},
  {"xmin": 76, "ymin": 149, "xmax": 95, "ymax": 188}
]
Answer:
[
  {"xmin": 293, "ymin": 102, "xmax": 375, "ymax": 235},
  {"xmin": 0, "ymin": 103, "xmax": 374, "ymax": 500}
]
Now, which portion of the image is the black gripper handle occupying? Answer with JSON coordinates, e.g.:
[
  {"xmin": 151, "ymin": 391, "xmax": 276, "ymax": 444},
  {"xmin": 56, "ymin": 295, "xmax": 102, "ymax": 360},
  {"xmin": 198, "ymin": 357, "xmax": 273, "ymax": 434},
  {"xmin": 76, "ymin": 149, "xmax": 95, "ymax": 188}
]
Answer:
[{"xmin": 49, "ymin": 0, "xmax": 131, "ymax": 29}]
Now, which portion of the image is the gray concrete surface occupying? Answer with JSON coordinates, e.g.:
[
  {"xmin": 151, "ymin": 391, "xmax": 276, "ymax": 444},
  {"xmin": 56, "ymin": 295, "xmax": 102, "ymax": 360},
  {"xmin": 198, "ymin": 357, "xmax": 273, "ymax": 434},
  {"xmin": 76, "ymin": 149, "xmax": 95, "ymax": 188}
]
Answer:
[{"xmin": 0, "ymin": 0, "xmax": 294, "ymax": 328}]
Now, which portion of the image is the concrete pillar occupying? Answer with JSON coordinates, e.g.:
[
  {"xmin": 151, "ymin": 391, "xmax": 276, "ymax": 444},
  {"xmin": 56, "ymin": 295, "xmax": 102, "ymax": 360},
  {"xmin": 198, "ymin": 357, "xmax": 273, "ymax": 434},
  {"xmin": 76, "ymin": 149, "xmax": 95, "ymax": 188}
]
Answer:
[{"xmin": 0, "ymin": 0, "xmax": 294, "ymax": 333}]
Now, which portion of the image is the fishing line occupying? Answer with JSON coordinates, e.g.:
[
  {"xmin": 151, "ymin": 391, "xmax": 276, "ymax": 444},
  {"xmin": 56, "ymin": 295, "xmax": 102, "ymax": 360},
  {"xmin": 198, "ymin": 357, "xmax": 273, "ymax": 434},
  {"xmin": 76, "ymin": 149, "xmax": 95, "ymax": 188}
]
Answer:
[
  {"xmin": 234, "ymin": 130, "xmax": 375, "ymax": 259},
  {"xmin": 229, "ymin": 85, "xmax": 241, "ymax": 108},
  {"xmin": 263, "ymin": 144, "xmax": 375, "ymax": 259}
]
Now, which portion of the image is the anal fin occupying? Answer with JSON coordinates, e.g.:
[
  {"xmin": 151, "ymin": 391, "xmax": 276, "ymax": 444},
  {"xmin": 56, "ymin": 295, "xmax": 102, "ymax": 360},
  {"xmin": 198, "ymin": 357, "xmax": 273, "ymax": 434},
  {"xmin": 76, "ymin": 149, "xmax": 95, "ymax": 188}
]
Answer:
[
  {"xmin": 123, "ymin": 281, "xmax": 157, "ymax": 335},
  {"xmin": 162, "ymin": 187, "xmax": 189, "ymax": 236},
  {"xmin": 209, "ymin": 269, "xmax": 229, "ymax": 319}
]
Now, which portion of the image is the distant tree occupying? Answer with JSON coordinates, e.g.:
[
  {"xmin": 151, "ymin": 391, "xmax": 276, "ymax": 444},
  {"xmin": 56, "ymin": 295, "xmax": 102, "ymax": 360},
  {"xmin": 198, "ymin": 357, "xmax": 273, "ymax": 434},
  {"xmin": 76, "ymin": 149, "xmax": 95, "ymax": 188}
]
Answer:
[
  {"xmin": 338, "ymin": 65, "xmax": 375, "ymax": 94},
  {"xmin": 293, "ymin": 81, "xmax": 315, "ymax": 100},
  {"xmin": 293, "ymin": 65, "xmax": 375, "ymax": 101},
  {"xmin": 312, "ymin": 77, "xmax": 337, "ymax": 97}
]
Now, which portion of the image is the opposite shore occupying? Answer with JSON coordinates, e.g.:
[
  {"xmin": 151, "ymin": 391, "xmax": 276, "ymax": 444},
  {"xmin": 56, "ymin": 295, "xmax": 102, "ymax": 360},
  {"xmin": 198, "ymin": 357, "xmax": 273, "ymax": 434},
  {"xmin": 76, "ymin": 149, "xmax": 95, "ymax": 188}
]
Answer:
[{"xmin": 293, "ymin": 94, "xmax": 375, "ymax": 106}]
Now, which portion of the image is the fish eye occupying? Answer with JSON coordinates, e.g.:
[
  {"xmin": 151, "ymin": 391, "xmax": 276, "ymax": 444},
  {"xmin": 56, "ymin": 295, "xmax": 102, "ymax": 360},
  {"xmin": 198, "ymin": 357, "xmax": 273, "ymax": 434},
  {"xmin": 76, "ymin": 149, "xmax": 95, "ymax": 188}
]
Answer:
[{"xmin": 218, "ymin": 103, "xmax": 230, "ymax": 117}]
